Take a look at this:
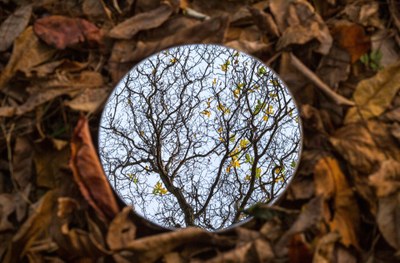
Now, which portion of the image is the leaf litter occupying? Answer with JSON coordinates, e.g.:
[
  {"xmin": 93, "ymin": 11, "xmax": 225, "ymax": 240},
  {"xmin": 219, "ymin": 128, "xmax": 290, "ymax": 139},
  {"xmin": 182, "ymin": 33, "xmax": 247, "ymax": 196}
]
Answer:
[{"xmin": 1, "ymin": 0, "xmax": 400, "ymax": 262}]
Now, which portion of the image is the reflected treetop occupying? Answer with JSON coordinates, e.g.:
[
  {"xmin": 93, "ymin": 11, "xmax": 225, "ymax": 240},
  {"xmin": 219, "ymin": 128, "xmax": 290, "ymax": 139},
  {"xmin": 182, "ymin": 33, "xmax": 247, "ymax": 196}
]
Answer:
[{"xmin": 99, "ymin": 44, "xmax": 301, "ymax": 231}]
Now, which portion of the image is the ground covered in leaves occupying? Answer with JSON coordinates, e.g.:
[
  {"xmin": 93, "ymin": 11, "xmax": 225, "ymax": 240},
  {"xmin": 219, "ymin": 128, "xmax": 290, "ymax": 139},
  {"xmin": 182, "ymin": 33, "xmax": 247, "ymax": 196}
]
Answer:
[{"xmin": 1, "ymin": 0, "xmax": 400, "ymax": 262}]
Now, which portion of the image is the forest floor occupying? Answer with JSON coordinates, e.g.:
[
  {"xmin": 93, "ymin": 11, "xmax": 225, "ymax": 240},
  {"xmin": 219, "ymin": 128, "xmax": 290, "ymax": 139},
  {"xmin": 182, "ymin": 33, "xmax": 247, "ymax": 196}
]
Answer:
[{"xmin": 1, "ymin": 0, "xmax": 400, "ymax": 262}]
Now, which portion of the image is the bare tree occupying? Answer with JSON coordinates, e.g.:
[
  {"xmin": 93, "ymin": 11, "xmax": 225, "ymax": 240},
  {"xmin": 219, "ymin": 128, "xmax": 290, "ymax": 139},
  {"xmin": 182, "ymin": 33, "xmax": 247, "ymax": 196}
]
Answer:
[{"xmin": 99, "ymin": 44, "xmax": 301, "ymax": 230}]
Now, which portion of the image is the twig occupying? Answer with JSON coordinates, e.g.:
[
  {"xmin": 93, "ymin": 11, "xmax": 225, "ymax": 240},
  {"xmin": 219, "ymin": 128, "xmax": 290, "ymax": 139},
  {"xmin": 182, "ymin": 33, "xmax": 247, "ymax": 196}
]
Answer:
[{"xmin": 290, "ymin": 53, "xmax": 355, "ymax": 106}]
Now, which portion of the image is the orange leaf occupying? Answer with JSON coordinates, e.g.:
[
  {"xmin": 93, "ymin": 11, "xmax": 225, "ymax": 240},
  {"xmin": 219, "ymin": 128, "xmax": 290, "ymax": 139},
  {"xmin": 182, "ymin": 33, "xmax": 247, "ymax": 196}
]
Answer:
[
  {"xmin": 69, "ymin": 115, "xmax": 119, "ymax": 221},
  {"xmin": 332, "ymin": 21, "xmax": 371, "ymax": 63},
  {"xmin": 314, "ymin": 157, "xmax": 360, "ymax": 249}
]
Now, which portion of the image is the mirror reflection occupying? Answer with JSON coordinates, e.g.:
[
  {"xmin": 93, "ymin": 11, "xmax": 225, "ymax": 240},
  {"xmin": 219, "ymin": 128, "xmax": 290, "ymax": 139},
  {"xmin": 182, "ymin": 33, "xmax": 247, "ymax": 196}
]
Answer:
[{"xmin": 99, "ymin": 44, "xmax": 301, "ymax": 231}]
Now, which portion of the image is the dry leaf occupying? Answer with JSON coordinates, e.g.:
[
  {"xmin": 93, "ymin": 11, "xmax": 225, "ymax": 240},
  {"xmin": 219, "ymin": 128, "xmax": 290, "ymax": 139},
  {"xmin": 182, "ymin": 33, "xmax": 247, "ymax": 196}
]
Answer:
[
  {"xmin": 248, "ymin": 7, "xmax": 279, "ymax": 37},
  {"xmin": 275, "ymin": 197, "xmax": 323, "ymax": 256},
  {"xmin": 312, "ymin": 232, "xmax": 340, "ymax": 263},
  {"xmin": 123, "ymin": 227, "xmax": 210, "ymax": 263},
  {"xmin": 330, "ymin": 121, "xmax": 400, "ymax": 174},
  {"xmin": 107, "ymin": 206, "xmax": 136, "ymax": 251},
  {"xmin": 271, "ymin": 0, "xmax": 332, "ymax": 54},
  {"xmin": 0, "ymin": 27, "xmax": 55, "ymax": 88},
  {"xmin": 204, "ymin": 239, "xmax": 274, "ymax": 263},
  {"xmin": 12, "ymin": 137, "xmax": 33, "ymax": 189},
  {"xmin": 331, "ymin": 21, "xmax": 371, "ymax": 63},
  {"xmin": 33, "ymin": 15, "xmax": 104, "ymax": 49},
  {"xmin": 70, "ymin": 115, "xmax": 119, "ymax": 221},
  {"xmin": 314, "ymin": 157, "xmax": 359, "ymax": 249},
  {"xmin": 108, "ymin": 3, "xmax": 173, "ymax": 39},
  {"xmin": 344, "ymin": 61, "xmax": 400, "ymax": 124},
  {"xmin": 3, "ymin": 191, "xmax": 56, "ymax": 263},
  {"xmin": 288, "ymin": 234, "xmax": 313, "ymax": 263},
  {"xmin": 0, "ymin": 4, "xmax": 32, "ymax": 52},
  {"xmin": 116, "ymin": 15, "xmax": 229, "ymax": 63},
  {"xmin": 64, "ymin": 88, "xmax": 109, "ymax": 113},
  {"xmin": 57, "ymin": 197, "xmax": 80, "ymax": 218},
  {"xmin": 369, "ymin": 159, "xmax": 400, "ymax": 197},
  {"xmin": 369, "ymin": 159, "xmax": 400, "ymax": 250},
  {"xmin": 0, "ymin": 194, "xmax": 15, "ymax": 232},
  {"xmin": 316, "ymin": 45, "xmax": 350, "ymax": 90}
]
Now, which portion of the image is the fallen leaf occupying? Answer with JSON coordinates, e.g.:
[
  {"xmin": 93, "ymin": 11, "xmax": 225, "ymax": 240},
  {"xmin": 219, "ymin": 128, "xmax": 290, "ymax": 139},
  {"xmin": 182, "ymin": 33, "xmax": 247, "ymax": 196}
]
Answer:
[
  {"xmin": 107, "ymin": 206, "xmax": 136, "ymax": 251},
  {"xmin": 312, "ymin": 232, "xmax": 341, "ymax": 263},
  {"xmin": 247, "ymin": 7, "xmax": 280, "ymax": 37},
  {"xmin": 270, "ymin": 0, "xmax": 332, "ymax": 54},
  {"xmin": 369, "ymin": 159, "xmax": 400, "ymax": 250},
  {"xmin": 371, "ymin": 30, "xmax": 399, "ymax": 68},
  {"xmin": 369, "ymin": 159, "xmax": 400, "ymax": 197},
  {"xmin": 225, "ymin": 40, "xmax": 271, "ymax": 55},
  {"xmin": 33, "ymin": 15, "xmax": 103, "ymax": 49},
  {"xmin": 276, "ymin": 197, "xmax": 323, "ymax": 256},
  {"xmin": 108, "ymin": 3, "xmax": 173, "ymax": 39},
  {"xmin": 12, "ymin": 137, "xmax": 33, "ymax": 189},
  {"xmin": 34, "ymin": 143, "xmax": 69, "ymax": 189},
  {"xmin": 330, "ymin": 121, "xmax": 400, "ymax": 174},
  {"xmin": 3, "ymin": 191, "xmax": 57, "ymax": 262},
  {"xmin": 57, "ymin": 197, "xmax": 80, "ymax": 218},
  {"xmin": 331, "ymin": 21, "xmax": 371, "ymax": 63},
  {"xmin": 115, "ymin": 15, "xmax": 229, "ymax": 63},
  {"xmin": 0, "ymin": 27, "xmax": 55, "ymax": 88},
  {"xmin": 0, "ymin": 194, "xmax": 15, "ymax": 232},
  {"xmin": 69, "ymin": 115, "xmax": 119, "ymax": 221},
  {"xmin": 288, "ymin": 233, "xmax": 313, "ymax": 263},
  {"xmin": 0, "ymin": 4, "xmax": 32, "ymax": 52},
  {"xmin": 314, "ymin": 157, "xmax": 359, "ymax": 249},
  {"xmin": 316, "ymin": 45, "xmax": 351, "ymax": 90},
  {"xmin": 203, "ymin": 238, "xmax": 274, "ymax": 263},
  {"xmin": 82, "ymin": 0, "xmax": 106, "ymax": 20},
  {"xmin": 123, "ymin": 227, "xmax": 210, "ymax": 263},
  {"xmin": 344, "ymin": 61, "xmax": 400, "ymax": 124},
  {"xmin": 64, "ymin": 88, "xmax": 109, "ymax": 113}
]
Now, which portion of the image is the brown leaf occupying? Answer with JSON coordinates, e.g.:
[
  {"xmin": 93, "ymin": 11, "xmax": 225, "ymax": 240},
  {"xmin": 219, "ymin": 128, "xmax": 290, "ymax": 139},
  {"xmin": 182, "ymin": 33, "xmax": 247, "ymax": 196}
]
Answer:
[
  {"xmin": 203, "ymin": 238, "xmax": 274, "ymax": 263},
  {"xmin": 113, "ymin": 15, "xmax": 229, "ymax": 63},
  {"xmin": 0, "ymin": 4, "xmax": 32, "ymax": 52},
  {"xmin": 70, "ymin": 115, "xmax": 119, "ymax": 221},
  {"xmin": 33, "ymin": 16, "xmax": 103, "ymax": 49},
  {"xmin": 106, "ymin": 206, "xmax": 136, "ymax": 251},
  {"xmin": 0, "ymin": 194, "xmax": 15, "ymax": 232},
  {"xmin": 64, "ymin": 87, "xmax": 109, "ymax": 113},
  {"xmin": 316, "ymin": 45, "xmax": 351, "ymax": 90},
  {"xmin": 288, "ymin": 234, "xmax": 313, "ymax": 263},
  {"xmin": 270, "ymin": 0, "xmax": 332, "ymax": 54},
  {"xmin": 57, "ymin": 197, "xmax": 80, "ymax": 218},
  {"xmin": 3, "ymin": 191, "xmax": 57, "ymax": 263},
  {"xmin": 369, "ymin": 159, "xmax": 400, "ymax": 250},
  {"xmin": 248, "ymin": 7, "xmax": 280, "ymax": 37},
  {"xmin": 369, "ymin": 159, "xmax": 400, "ymax": 197},
  {"xmin": 312, "ymin": 232, "xmax": 341, "ymax": 263},
  {"xmin": 276, "ymin": 197, "xmax": 323, "ymax": 256},
  {"xmin": 314, "ymin": 157, "xmax": 359, "ymax": 249},
  {"xmin": 330, "ymin": 121, "xmax": 400, "ymax": 174},
  {"xmin": 344, "ymin": 61, "xmax": 400, "ymax": 124},
  {"xmin": 108, "ymin": 3, "xmax": 173, "ymax": 39},
  {"xmin": 0, "ymin": 27, "xmax": 55, "ymax": 88},
  {"xmin": 12, "ymin": 137, "xmax": 33, "ymax": 189},
  {"xmin": 123, "ymin": 227, "xmax": 210, "ymax": 263}
]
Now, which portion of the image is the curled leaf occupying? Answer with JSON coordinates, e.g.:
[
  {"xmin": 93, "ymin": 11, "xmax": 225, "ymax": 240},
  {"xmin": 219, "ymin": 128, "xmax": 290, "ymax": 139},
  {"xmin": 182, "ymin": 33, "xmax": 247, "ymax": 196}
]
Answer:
[
  {"xmin": 108, "ymin": 3, "xmax": 173, "ymax": 39},
  {"xmin": 69, "ymin": 115, "xmax": 119, "ymax": 221},
  {"xmin": 33, "ymin": 15, "xmax": 103, "ymax": 49}
]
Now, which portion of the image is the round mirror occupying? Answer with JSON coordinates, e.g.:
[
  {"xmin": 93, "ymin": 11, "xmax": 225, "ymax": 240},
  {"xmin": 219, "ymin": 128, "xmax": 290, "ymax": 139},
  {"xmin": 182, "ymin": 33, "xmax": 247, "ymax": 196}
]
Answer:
[{"xmin": 99, "ymin": 44, "xmax": 302, "ymax": 231}]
